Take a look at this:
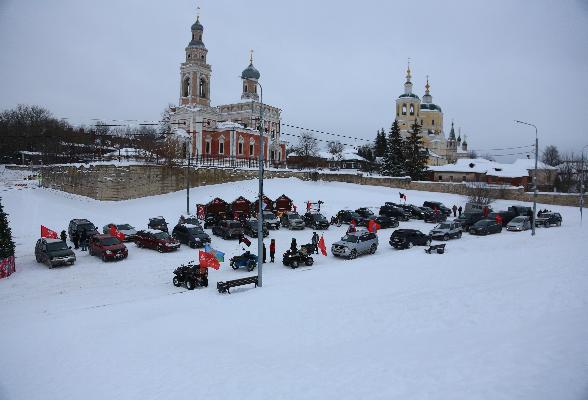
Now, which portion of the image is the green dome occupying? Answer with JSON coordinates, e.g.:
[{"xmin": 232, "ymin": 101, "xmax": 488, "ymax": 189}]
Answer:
[
  {"xmin": 420, "ymin": 103, "xmax": 442, "ymax": 112},
  {"xmin": 398, "ymin": 93, "xmax": 420, "ymax": 100},
  {"xmin": 191, "ymin": 17, "xmax": 203, "ymax": 31},
  {"xmin": 241, "ymin": 63, "xmax": 260, "ymax": 80}
]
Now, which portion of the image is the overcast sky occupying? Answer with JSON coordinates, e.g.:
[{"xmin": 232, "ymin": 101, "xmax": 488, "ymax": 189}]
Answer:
[{"xmin": 1, "ymin": 0, "xmax": 587, "ymax": 159}]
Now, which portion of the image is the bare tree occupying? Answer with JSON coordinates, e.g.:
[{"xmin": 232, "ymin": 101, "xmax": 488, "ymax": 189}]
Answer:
[
  {"xmin": 555, "ymin": 151, "xmax": 577, "ymax": 192},
  {"xmin": 159, "ymin": 104, "xmax": 175, "ymax": 135},
  {"xmin": 327, "ymin": 140, "xmax": 344, "ymax": 161},
  {"xmin": 464, "ymin": 182, "xmax": 495, "ymax": 206},
  {"xmin": 541, "ymin": 145, "xmax": 561, "ymax": 167},
  {"xmin": 467, "ymin": 150, "xmax": 478, "ymax": 159}
]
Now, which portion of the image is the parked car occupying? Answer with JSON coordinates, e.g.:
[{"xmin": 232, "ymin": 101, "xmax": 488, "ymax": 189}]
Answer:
[
  {"xmin": 172, "ymin": 223, "xmax": 211, "ymax": 247},
  {"xmin": 282, "ymin": 248, "xmax": 314, "ymax": 268},
  {"xmin": 355, "ymin": 207, "xmax": 376, "ymax": 219},
  {"xmin": 68, "ymin": 219, "xmax": 99, "ymax": 241},
  {"xmin": 469, "ymin": 219, "xmax": 502, "ymax": 235},
  {"xmin": 262, "ymin": 211, "xmax": 280, "ymax": 230},
  {"xmin": 389, "ymin": 229, "xmax": 431, "ymax": 249},
  {"xmin": 424, "ymin": 211, "xmax": 447, "ymax": 223},
  {"xmin": 359, "ymin": 215, "xmax": 399, "ymax": 229},
  {"xmin": 135, "ymin": 229, "xmax": 180, "ymax": 252},
  {"xmin": 203, "ymin": 213, "xmax": 220, "ymax": 229},
  {"xmin": 398, "ymin": 204, "xmax": 428, "ymax": 219},
  {"xmin": 535, "ymin": 212, "xmax": 562, "ymax": 227},
  {"xmin": 148, "ymin": 216, "xmax": 168, "ymax": 233},
  {"xmin": 508, "ymin": 205, "xmax": 533, "ymax": 218},
  {"xmin": 331, "ymin": 230, "xmax": 378, "ymax": 259},
  {"xmin": 280, "ymin": 212, "xmax": 306, "ymax": 230},
  {"xmin": 379, "ymin": 204, "xmax": 410, "ymax": 221},
  {"xmin": 487, "ymin": 211, "xmax": 516, "ymax": 226},
  {"xmin": 423, "ymin": 201, "xmax": 452, "ymax": 216},
  {"xmin": 303, "ymin": 212, "xmax": 330, "ymax": 229},
  {"xmin": 454, "ymin": 212, "xmax": 484, "ymax": 230},
  {"xmin": 102, "ymin": 223, "xmax": 137, "ymax": 241},
  {"xmin": 243, "ymin": 219, "xmax": 269, "ymax": 237},
  {"xmin": 178, "ymin": 214, "xmax": 202, "ymax": 227},
  {"xmin": 34, "ymin": 238, "xmax": 76, "ymax": 268},
  {"xmin": 506, "ymin": 216, "xmax": 532, "ymax": 231},
  {"xmin": 172, "ymin": 261, "xmax": 208, "ymax": 289},
  {"xmin": 212, "ymin": 220, "xmax": 244, "ymax": 239},
  {"xmin": 88, "ymin": 234, "xmax": 128, "ymax": 261},
  {"xmin": 429, "ymin": 222, "xmax": 463, "ymax": 241}
]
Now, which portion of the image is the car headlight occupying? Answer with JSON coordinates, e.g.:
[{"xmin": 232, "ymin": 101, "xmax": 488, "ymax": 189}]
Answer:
[{"xmin": 105, "ymin": 250, "xmax": 113, "ymax": 255}]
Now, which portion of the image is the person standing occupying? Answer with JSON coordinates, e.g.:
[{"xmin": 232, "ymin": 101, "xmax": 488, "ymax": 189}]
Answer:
[
  {"xmin": 458, "ymin": 206, "xmax": 463, "ymax": 217},
  {"xmin": 72, "ymin": 231, "xmax": 80, "ymax": 250},
  {"xmin": 80, "ymin": 230, "xmax": 88, "ymax": 251},
  {"xmin": 496, "ymin": 214, "xmax": 503, "ymax": 226},
  {"xmin": 262, "ymin": 242, "xmax": 267, "ymax": 263},
  {"xmin": 269, "ymin": 239, "xmax": 276, "ymax": 263},
  {"xmin": 290, "ymin": 238, "xmax": 297, "ymax": 252},
  {"xmin": 60, "ymin": 230, "xmax": 67, "ymax": 243},
  {"xmin": 452, "ymin": 205, "xmax": 457, "ymax": 217},
  {"xmin": 311, "ymin": 232, "xmax": 319, "ymax": 254}
]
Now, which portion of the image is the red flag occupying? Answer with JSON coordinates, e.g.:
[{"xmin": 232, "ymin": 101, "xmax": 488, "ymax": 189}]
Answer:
[
  {"xmin": 318, "ymin": 235, "xmax": 327, "ymax": 256},
  {"xmin": 368, "ymin": 220, "xmax": 381, "ymax": 233},
  {"xmin": 41, "ymin": 225, "xmax": 58, "ymax": 239},
  {"xmin": 109, "ymin": 225, "xmax": 126, "ymax": 241},
  {"xmin": 199, "ymin": 250, "xmax": 220, "ymax": 270}
]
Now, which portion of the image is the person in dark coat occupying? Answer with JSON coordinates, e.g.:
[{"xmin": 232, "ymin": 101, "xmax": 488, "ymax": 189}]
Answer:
[
  {"xmin": 72, "ymin": 231, "xmax": 80, "ymax": 249},
  {"xmin": 452, "ymin": 205, "xmax": 457, "ymax": 217},
  {"xmin": 262, "ymin": 242, "xmax": 267, "ymax": 263},
  {"xmin": 458, "ymin": 206, "xmax": 463, "ymax": 216},
  {"xmin": 269, "ymin": 239, "xmax": 276, "ymax": 263},
  {"xmin": 80, "ymin": 230, "xmax": 88, "ymax": 251},
  {"xmin": 311, "ymin": 232, "xmax": 320, "ymax": 254},
  {"xmin": 290, "ymin": 238, "xmax": 297, "ymax": 252},
  {"xmin": 60, "ymin": 230, "xmax": 67, "ymax": 243}
]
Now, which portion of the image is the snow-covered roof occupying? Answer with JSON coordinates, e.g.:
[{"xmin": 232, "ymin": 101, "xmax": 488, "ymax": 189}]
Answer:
[
  {"xmin": 512, "ymin": 158, "xmax": 557, "ymax": 171},
  {"xmin": 44, "ymin": 238, "xmax": 63, "ymax": 243},
  {"xmin": 181, "ymin": 224, "xmax": 200, "ymax": 229},
  {"xmin": 142, "ymin": 229, "xmax": 165, "ymax": 234},
  {"xmin": 217, "ymin": 121, "xmax": 245, "ymax": 130},
  {"xmin": 429, "ymin": 158, "xmax": 494, "ymax": 173},
  {"xmin": 430, "ymin": 158, "xmax": 555, "ymax": 177}
]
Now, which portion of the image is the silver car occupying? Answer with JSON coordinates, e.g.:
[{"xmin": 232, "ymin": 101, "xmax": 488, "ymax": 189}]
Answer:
[
  {"xmin": 506, "ymin": 216, "xmax": 531, "ymax": 231},
  {"xmin": 262, "ymin": 211, "xmax": 280, "ymax": 229},
  {"xmin": 429, "ymin": 222, "xmax": 462, "ymax": 241},
  {"xmin": 281, "ymin": 212, "xmax": 306, "ymax": 230},
  {"xmin": 331, "ymin": 230, "xmax": 378, "ymax": 259},
  {"xmin": 102, "ymin": 223, "xmax": 137, "ymax": 241}
]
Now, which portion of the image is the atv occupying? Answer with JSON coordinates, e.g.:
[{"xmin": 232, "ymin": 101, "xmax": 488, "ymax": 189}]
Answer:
[
  {"xmin": 172, "ymin": 261, "xmax": 208, "ymax": 290},
  {"xmin": 229, "ymin": 251, "xmax": 258, "ymax": 272},
  {"xmin": 282, "ymin": 248, "xmax": 314, "ymax": 269}
]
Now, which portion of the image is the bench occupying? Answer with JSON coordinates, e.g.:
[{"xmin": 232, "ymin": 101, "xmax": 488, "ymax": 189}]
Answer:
[
  {"xmin": 425, "ymin": 244, "xmax": 446, "ymax": 254},
  {"xmin": 217, "ymin": 276, "xmax": 259, "ymax": 294}
]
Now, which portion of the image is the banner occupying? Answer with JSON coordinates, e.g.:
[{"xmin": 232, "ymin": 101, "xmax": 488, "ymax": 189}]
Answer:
[
  {"xmin": 318, "ymin": 235, "xmax": 327, "ymax": 256},
  {"xmin": 0, "ymin": 256, "xmax": 16, "ymax": 279},
  {"xmin": 204, "ymin": 243, "xmax": 225, "ymax": 262},
  {"xmin": 109, "ymin": 225, "xmax": 126, "ymax": 241},
  {"xmin": 368, "ymin": 220, "xmax": 381, "ymax": 233},
  {"xmin": 238, "ymin": 235, "xmax": 251, "ymax": 247},
  {"xmin": 196, "ymin": 204, "xmax": 206, "ymax": 219},
  {"xmin": 199, "ymin": 251, "xmax": 220, "ymax": 270},
  {"xmin": 41, "ymin": 225, "xmax": 58, "ymax": 239}
]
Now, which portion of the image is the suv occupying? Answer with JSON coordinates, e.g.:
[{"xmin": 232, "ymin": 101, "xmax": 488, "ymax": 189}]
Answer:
[
  {"xmin": 135, "ymin": 229, "xmax": 180, "ymax": 252},
  {"xmin": 148, "ymin": 216, "xmax": 168, "ymax": 233},
  {"xmin": 379, "ymin": 204, "xmax": 410, "ymax": 221},
  {"xmin": 262, "ymin": 211, "xmax": 280, "ymax": 230},
  {"xmin": 178, "ymin": 214, "xmax": 202, "ymax": 227},
  {"xmin": 89, "ymin": 234, "xmax": 128, "ymax": 261},
  {"xmin": 331, "ymin": 230, "xmax": 378, "ymax": 259},
  {"xmin": 280, "ymin": 212, "xmax": 306, "ymax": 230},
  {"xmin": 469, "ymin": 219, "xmax": 502, "ymax": 235},
  {"xmin": 429, "ymin": 222, "xmax": 463, "ymax": 241},
  {"xmin": 398, "ymin": 204, "xmax": 427, "ymax": 219},
  {"xmin": 303, "ymin": 212, "xmax": 330, "ymax": 229},
  {"xmin": 243, "ymin": 219, "xmax": 269, "ymax": 238},
  {"xmin": 536, "ymin": 212, "xmax": 562, "ymax": 227},
  {"xmin": 35, "ymin": 238, "xmax": 76, "ymax": 268},
  {"xmin": 389, "ymin": 229, "xmax": 431, "ymax": 249},
  {"xmin": 68, "ymin": 219, "xmax": 99, "ymax": 242},
  {"xmin": 487, "ymin": 211, "xmax": 515, "ymax": 226},
  {"xmin": 359, "ymin": 215, "xmax": 399, "ymax": 229},
  {"xmin": 423, "ymin": 201, "xmax": 452, "ymax": 216},
  {"xmin": 355, "ymin": 207, "xmax": 376, "ymax": 219},
  {"xmin": 102, "ymin": 223, "xmax": 137, "ymax": 241},
  {"xmin": 172, "ymin": 224, "xmax": 211, "ymax": 247},
  {"xmin": 424, "ymin": 210, "xmax": 447, "ymax": 223},
  {"xmin": 454, "ymin": 212, "xmax": 484, "ymax": 230},
  {"xmin": 212, "ymin": 220, "xmax": 244, "ymax": 239},
  {"xmin": 334, "ymin": 210, "xmax": 365, "ymax": 225}
]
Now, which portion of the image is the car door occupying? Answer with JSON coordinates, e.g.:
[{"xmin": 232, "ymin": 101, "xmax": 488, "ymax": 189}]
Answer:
[{"xmin": 358, "ymin": 234, "xmax": 369, "ymax": 253}]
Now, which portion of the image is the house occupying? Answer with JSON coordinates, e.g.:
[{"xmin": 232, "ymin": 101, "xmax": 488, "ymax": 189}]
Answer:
[{"xmin": 287, "ymin": 147, "xmax": 372, "ymax": 171}]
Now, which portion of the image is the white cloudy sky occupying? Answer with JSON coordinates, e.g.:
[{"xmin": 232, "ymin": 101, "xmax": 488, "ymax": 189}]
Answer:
[{"xmin": 1, "ymin": 0, "xmax": 587, "ymax": 159}]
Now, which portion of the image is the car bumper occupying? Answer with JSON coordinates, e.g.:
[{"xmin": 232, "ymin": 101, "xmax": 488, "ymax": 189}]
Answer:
[
  {"xmin": 506, "ymin": 226, "xmax": 523, "ymax": 231},
  {"xmin": 163, "ymin": 243, "xmax": 181, "ymax": 251},
  {"xmin": 289, "ymin": 224, "xmax": 305, "ymax": 230},
  {"xmin": 50, "ymin": 256, "xmax": 76, "ymax": 266},
  {"xmin": 331, "ymin": 246, "xmax": 349, "ymax": 257},
  {"xmin": 104, "ymin": 252, "xmax": 128, "ymax": 260}
]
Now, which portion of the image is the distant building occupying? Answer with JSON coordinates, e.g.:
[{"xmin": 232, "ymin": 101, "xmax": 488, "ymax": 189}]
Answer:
[
  {"xmin": 287, "ymin": 148, "xmax": 372, "ymax": 171},
  {"xmin": 169, "ymin": 11, "xmax": 286, "ymax": 164}
]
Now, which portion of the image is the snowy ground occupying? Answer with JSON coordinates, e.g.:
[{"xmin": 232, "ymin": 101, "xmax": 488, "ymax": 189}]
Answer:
[{"xmin": 1, "ymin": 175, "xmax": 587, "ymax": 400}]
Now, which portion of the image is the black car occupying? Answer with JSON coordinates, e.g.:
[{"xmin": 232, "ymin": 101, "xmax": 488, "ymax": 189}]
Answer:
[
  {"xmin": 148, "ymin": 216, "xmax": 169, "ymax": 233},
  {"xmin": 68, "ymin": 218, "xmax": 99, "ymax": 241},
  {"xmin": 454, "ymin": 212, "xmax": 484, "ymax": 230},
  {"xmin": 334, "ymin": 210, "xmax": 365, "ymax": 225},
  {"xmin": 359, "ymin": 215, "xmax": 399, "ymax": 229},
  {"xmin": 389, "ymin": 229, "xmax": 432, "ymax": 249},
  {"xmin": 398, "ymin": 204, "xmax": 428, "ymax": 219},
  {"xmin": 243, "ymin": 219, "xmax": 269, "ymax": 237},
  {"xmin": 303, "ymin": 212, "xmax": 330, "ymax": 229},
  {"xmin": 35, "ymin": 238, "xmax": 76, "ymax": 268},
  {"xmin": 469, "ymin": 219, "xmax": 502, "ymax": 235},
  {"xmin": 203, "ymin": 213, "xmax": 221, "ymax": 229},
  {"xmin": 487, "ymin": 211, "xmax": 516, "ymax": 226},
  {"xmin": 424, "ymin": 210, "xmax": 447, "ymax": 223},
  {"xmin": 423, "ymin": 201, "xmax": 452, "ymax": 216},
  {"xmin": 379, "ymin": 204, "xmax": 410, "ymax": 221},
  {"xmin": 355, "ymin": 208, "xmax": 376, "ymax": 219},
  {"xmin": 212, "ymin": 220, "xmax": 244, "ymax": 239},
  {"xmin": 172, "ymin": 224, "xmax": 211, "ymax": 247},
  {"xmin": 536, "ymin": 212, "xmax": 562, "ymax": 227}
]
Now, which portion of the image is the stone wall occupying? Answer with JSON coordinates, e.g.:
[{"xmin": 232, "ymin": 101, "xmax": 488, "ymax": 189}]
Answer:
[{"xmin": 37, "ymin": 165, "xmax": 586, "ymax": 207}]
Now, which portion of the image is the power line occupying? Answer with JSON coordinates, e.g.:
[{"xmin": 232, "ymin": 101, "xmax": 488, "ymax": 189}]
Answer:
[{"xmin": 281, "ymin": 122, "xmax": 371, "ymax": 142}]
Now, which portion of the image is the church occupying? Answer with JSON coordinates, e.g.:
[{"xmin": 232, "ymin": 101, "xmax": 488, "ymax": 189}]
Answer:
[
  {"xmin": 169, "ymin": 12, "xmax": 286, "ymax": 164},
  {"xmin": 394, "ymin": 63, "xmax": 470, "ymax": 165}
]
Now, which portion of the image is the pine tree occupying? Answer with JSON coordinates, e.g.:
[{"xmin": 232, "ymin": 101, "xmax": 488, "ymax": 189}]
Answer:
[
  {"xmin": 0, "ymin": 197, "xmax": 15, "ymax": 260},
  {"xmin": 381, "ymin": 120, "xmax": 406, "ymax": 176},
  {"xmin": 404, "ymin": 119, "xmax": 429, "ymax": 180},
  {"xmin": 374, "ymin": 128, "xmax": 387, "ymax": 158}
]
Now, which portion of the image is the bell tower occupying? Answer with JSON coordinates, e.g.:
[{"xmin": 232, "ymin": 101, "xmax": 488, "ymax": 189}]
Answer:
[
  {"xmin": 179, "ymin": 7, "xmax": 211, "ymax": 107},
  {"xmin": 241, "ymin": 50, "xmax": 261, "ymax": 102}
]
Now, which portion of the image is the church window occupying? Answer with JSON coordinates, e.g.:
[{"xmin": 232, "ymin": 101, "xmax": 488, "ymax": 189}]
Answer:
[
  {"xmin": 219, "ymin": 139, "xmax": 225, "ymax": 155},
  {"xmin": 199, "ymin": 78, "xmax": 207, "ymax": 98},
  {"xmin": 187, "ymin": 54, "xmax": 191, "ymax": 59},
  {"xmin": 249, "ymin": 141, "xmax": 255, "ymax": 157},
  {"xmin": 409, "ymin": 104, "xmax": 414, "ymax": 116},
  {"xmin": 438, "ymin": 176, "xmax": 443, "ymax": 181},
  {"xmin": 402, "ymin": 104, "xmax": 407, "ymax": 115},
  {"xmin": 244, "ymin": 84, "xmax": 248, "ymax": 93},
  {"xmin": 238, "ymin": 138, "xmax": 244, "ymax": 155},
  {"xmin": 421, "ymin": 119, "xmax": 424, "ymax": 125},
  {"xmin": 432, "ymin": 119, "xmax": 435, "ymax": 126},
  {"xmin": 205, "ymin": 140, "xmax": 211, "ymax": 155},
  {"xmin": 182, "ymin": 76, "xmax": 190, "ymax": 97},
  {"xmin": 199, "ymin": 34, "xmax": 202, "ymax": 41}
]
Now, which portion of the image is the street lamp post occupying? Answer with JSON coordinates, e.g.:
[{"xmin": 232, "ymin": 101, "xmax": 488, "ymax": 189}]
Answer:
[
  {"xmin": 514, "ymin": 120, "xmax": 538, "ymax": 236},
  {"xmin": 580, "ymin": 145, "xmax": 588, "ymax": 224}
]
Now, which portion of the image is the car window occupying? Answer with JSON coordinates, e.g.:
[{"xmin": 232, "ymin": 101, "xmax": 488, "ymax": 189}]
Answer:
[
  {"xmin": 99, "ymin": 237, "xmax": 121, "ymax": 246},
  {"xmin": 154, "ymin": 232, "xmax": 170, "ymax": 240},
  {"xmin": 46, "ymin": 242, "xmax": 69, "ymax": 251},
  {"xmin": 117, "ymin": 224, "xmax": 133, "ymax": 230},
  {"xmin": 438, "ymin": 223, "xmax": 451, "ymax": 229},
  {"xmin": 341, "ymin": 235, "xmax": 358, "ymax": 243}
]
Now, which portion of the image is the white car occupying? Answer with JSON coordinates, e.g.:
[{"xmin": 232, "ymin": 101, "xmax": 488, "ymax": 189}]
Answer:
[
  {"xmin": 102, "ymin": 223, "xmax": 138, "ymax": 241},
  {"xmin": 506, "ymin": 216, "xmax": 531, "ymax": 231}
]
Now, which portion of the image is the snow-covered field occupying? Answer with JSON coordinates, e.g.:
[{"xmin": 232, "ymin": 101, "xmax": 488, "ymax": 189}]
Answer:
[{"xmin": 1, "ymin": 174, "xmax": 587, "ymax": 400}]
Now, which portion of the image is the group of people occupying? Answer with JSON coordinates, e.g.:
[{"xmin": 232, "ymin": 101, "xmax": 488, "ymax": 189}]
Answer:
[
  {"xmin": 62, "ymin": 229, "xmax": 89, "ymax": 251},
  {"xmin": 451, "ymin": 205, "xmax": 463, "ymax": 217}
]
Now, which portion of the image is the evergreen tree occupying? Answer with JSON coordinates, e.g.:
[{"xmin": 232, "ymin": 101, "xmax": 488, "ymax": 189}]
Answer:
[
  {"xmin": 0, "ymin": 197, "xmax": 15, "ymax": 260},
  {"xmin": 374, "ymin": 128, "xmax": 387, "ymax": 158},
  {"xmin": 404, "ymin": 119, "xmax": 429, "ymax": 180},
  {"xmin": 381, "ymin": 120, "xmax": 405, "ymax": 176}
]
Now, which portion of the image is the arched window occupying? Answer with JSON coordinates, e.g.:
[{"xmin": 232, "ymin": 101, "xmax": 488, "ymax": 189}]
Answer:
[
  {"xmin": 402, "ymin": 104, "xmax": 407, "ymax": 115},
  {"xmin": 205, "ymin": 138, "xmax": 211, "ymax": 155},
  {"xmin": 432, "ymin": 119, "xmax": 435, "ymax": 126},
  {"xmin": 238, "ymin": 137, "xmax": 244, "ymax": 155},
  {"xmin": 409, "ymin": 104, "xmax": 414, "ymax": 116},
  {"xmin": 243, "ymin": 84, "xmax": 248, "ymax": 93},
  {"xmin": 218, "ymin": 137, "xmax": 225, "ymax": 155},
  {"xmin": 199, "ymin": 78, "xmax": 206, "ymax": 98},
  {"xmin": 249, "ymin": 140, "xmax": 255, "ymax": 157},
  {"xmin": 182, "ymin": 76, "xmax": 190, "ymax": 97},
  {"xmin": 396, "ymin": 105, "xmax": 400, "ymax": 117}
]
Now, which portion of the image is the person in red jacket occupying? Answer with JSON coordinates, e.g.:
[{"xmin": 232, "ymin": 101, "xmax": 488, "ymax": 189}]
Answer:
[
  {"xmin": 495, "ymin": 214, "xmax": 503, "ymax": 226},
  {"xmin": 269, "ymin": 239, "xmax": 276, "ymax": 263}
]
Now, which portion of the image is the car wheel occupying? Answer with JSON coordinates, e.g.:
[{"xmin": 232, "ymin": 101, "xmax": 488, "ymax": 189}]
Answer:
[
  {"xmin": 369, "ymin": 244, "xmax": 377, "ymax": 254},
  {"xmin": 172, "ymin": 276, "xmax": 181, "ymax": 287},
  {"xmin": 247, "ymin": 260, "xmax": 256, "ymax": 271},
  {"xmin": 556, "ymin": 221, "xmax": 561, "ymax": 227},
  {"xmin": 35, "ymin": 255, "xmax": 41, "ymax": 263},
  {"xmin": 89, "ymin": 248, "xmax": 94, "ymax": 256},
  {"xmin": 47, "ymin": 262, "xmax": 53, "ymax": 269},
  {"xmin": 305, "ymin": 258, "xmax": 314, "ymax": 266},
  {"xmin": 443, "ymin": 234, "xmax": 449, "ymax": 241},
  {"xmin": 136, "ymin": 241, "xmax": 142, "ymax": 248},
  {"xmin": 185, "ymin": 280, "xmax": 195, "ymax": 290},
  {"xmin": 291, "ymin": 260, "xmax": 299, "ymax": 269},
  {"xmin": 349, "ymin": 249, "xmax": 357, "ymax": 259},
  {"xmin": 230, "ymin": 261, "xmax": 238, "ymax": 270}
]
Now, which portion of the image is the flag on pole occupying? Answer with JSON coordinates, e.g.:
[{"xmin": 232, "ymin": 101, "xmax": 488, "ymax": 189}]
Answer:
[
  {"xmin": 41, "ymin": 225, "xmax": 58, "ymax": 239},
  {"xmin": 109, "ymin": 225, "xmax": 126, "ymax": 241},
  {"xmin": 204, "ymin": 243, "xmax": 225, "ymax": 262},
  {"xmin": 238, "ymin": 235, "xmax": 251, "ymax": 247},
  {"xmin": 317, "ymin": 235, "xmax": 327, "ymax": 256},
  {"xmin": 199, "ymin": 251, "xmax": 220, "ymax": 270},
  {"xmin": 399, "ymin": 192, "xmax": 407, "ymax": 202}
]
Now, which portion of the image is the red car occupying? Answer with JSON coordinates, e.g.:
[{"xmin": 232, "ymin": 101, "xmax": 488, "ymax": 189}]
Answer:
[
  {"xmin": 135, "ymin": 229, "xmax": 180, "ymax": 252},
  {"xmin": 89, "ymin": 234, "xmax": 128, "ymax": 262}
]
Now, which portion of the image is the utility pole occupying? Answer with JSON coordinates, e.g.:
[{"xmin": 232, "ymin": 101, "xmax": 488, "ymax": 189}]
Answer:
[{"xmin": 514, "ymin": 120, "xmax": 538, "ymax": 236}]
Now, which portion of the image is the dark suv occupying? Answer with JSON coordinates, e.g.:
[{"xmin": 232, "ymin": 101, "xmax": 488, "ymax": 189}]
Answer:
[
  {"xmin": 389, "ymin": 229, "xmax": 431, "ymax": 249},
  {"xmin": 454, "ymin": 212, "xmax": 484, "ymax": 230},
  {"xmin": 398, "ymin": 204, "xmax": 427, "ymax": 219},
  {"xmin": 359, "ymin": 215, "xmax": 399, "ymax": 229},
  {"xmin": 89, "ymin": 234, "xmax": 128, "ymax": 261},
  {"xmin": 379, "ymin": 204, "xmax": 410, "ymax": 221},
  {"xmin": 280, "ymin": 212, "xmax": 306, "ymax": 230},
  {"xmin": 35, "ymin": 238, "xmax": 76, "ymax": 268},
  {"xmin": 212, "ymin": 220, "xmax": 244, "ymax": 239},
  {"xmin": 68, "ymin": 219, "xmax": 99, "ymax": 242},
  {"xmin": 536, "ymin": 212, "xmax": 562, "ymax": 227},
  {"xmin": 469, "ymin": 219, "xmax": 502, "ymax": 235},
  {"xmin": 172, "ymin": 224, "xmax": 211, "ymax": 247},
  {"xmin": 148, "ymin": 216, "xmax": 169, "ymax": 233},
  {"xmin": 135, "ymin": 229, "xmax": 180, "ymax": 252},
  {"xmin": 334, "ymin": 210, "xmax": 365, "ymax": 225},
  {"xmin": 243, "ymin": 219, "xmax": 269, "ymax": 238},
  {"xmin": 303, "ymin": 212, "xmax": 330, "ymax": 229},
  {"xmin": 423, "ymin": 201, "xmax": 452, "ymax": 216}
]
